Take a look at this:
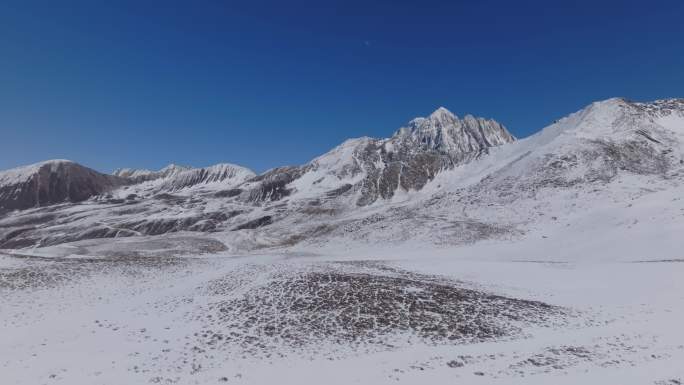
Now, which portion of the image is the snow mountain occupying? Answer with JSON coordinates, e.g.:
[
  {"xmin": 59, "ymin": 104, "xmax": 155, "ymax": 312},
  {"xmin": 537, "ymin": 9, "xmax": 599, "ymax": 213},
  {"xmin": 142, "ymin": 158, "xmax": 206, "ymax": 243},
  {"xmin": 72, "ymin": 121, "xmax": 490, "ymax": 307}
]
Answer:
[
  {"xmin": 0, "ymin": 99, "xmax": 682, "ymax": 251},
  {"xmin": 239, "ymin": 107, "xmax": 516, "ymax": 207},
  {"xmin": 2, "ymin": 98, "xmax": 684, "ymax": 385},
  {"xmin": 0, "ymin": 160, "xmax": 127, "ymax": 211},
  {"xmin": 112, "ymin": 163, "xmax": 256, "ymax": 197},
  {"xmin": 392, "ymin": 106, "xmax": 515, "ymax": 154},
  {"xmin": 112, "ymin": 163, "xmax": 191, "ymax": 181}
]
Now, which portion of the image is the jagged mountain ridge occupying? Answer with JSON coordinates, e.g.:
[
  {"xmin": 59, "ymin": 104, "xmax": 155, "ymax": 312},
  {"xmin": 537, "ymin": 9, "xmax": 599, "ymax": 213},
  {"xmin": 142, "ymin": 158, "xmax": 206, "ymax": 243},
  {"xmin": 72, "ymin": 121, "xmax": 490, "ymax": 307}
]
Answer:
[
  {"xmin": 112, "ymin": 163, "xmax": 256, "ymax": 197},
  {"xmin": 392, "ymin": 107, "xmax": 515, "ymax": 154},
  {"xmin": 0, "ymin": 107, "xmax": 514, "ymax": 211},
  {"xmin": 0, "ymin": 99, "xmax": 682, "ymax": 251},
  {"xmin": 242, "ymin": 107, "xmax": 516, "ymax": 206},
  {"xmin": 112, "ymin": 164, "xmax": 191, "ymax": 181}
]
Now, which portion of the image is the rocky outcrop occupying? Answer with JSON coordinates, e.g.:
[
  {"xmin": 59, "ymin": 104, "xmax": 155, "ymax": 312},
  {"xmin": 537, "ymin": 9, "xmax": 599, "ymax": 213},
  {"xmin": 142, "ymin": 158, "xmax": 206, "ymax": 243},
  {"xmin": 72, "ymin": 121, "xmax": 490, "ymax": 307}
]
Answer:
[
  {"xmin": 243, "ymin": 166, "xmax": 307, "ymax": 203},
  {"xmin": 390, "ymin": 107, "xmax": 515, "ymax": 156}
]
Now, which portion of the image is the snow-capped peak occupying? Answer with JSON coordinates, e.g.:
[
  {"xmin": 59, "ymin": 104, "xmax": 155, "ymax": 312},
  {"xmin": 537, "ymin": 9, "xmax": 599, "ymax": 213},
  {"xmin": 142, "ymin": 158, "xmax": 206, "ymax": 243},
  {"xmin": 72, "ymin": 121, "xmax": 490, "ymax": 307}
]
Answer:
[
  {"xmin": 0, "ymin": 160, "xmax": 125, "ymax": 210},
  {"xmin": 392, "ymin": 107, "xmax": 515, "ymax": 155},
  {"xmin": 38, "ymin": 159, "xmax": 75, "ymax": 166},
  {"xmin": 531, "ymin": 97, "xmax": 684, "ymax": 147},
  {"xmin": 160, "ymin": 163, "xmax": 191, "ymax": 174},
  {"xmin": 428, "ymin": 106, "xmax": 457, "ymax": 121},
  {"xmin": 0, "ymin": 159, "xmax": 78, "ymax": 185},
  {"xmin": 33, "ymin": 159, "xmax": 78, "ymax": 172}
]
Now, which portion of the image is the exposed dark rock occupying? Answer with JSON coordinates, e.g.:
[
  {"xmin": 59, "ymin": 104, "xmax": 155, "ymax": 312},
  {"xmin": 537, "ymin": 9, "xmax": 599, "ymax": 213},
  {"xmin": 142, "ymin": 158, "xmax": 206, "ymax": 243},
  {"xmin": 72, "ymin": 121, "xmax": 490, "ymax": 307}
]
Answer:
[
  {"xmin": 245, "ymin": 167, "xmax": 305, "ymax": 202},
  {"xmin": 120, "ymin": 211, "xmax": 238, "ymax": 236},
  {"xmin": 355, "ymin": 143, "xmax": 456, "ymax": 206},
  {"xmin": 214, "ymin": 189, "xmax": 242, "ymax": 198},
  {"xmin": 591, "ymin": 139, "xmax": 670, "ymax": 177},
  {"xmin": 325, "ymin": 184, "xmax": 352, "ymax": 198},
  {"xmin": 0, "ymin": 227, "xmax": 35, "ymax": 248},
  {"xmin": 635, "ymin": 129, "xmax": 662, "ymax": 144},
  {"xmin": 0, "ymin": 213, "xmax": 56, "ymax": 228},
  {"xmin": 152, "ymin": 193, "xmax": 184, "ymax": 202},
  {"xmin": 199, "ymin": 262, "xmax": 566, "ymax": 357},
  {"xmin": 232, "ymin": 216, "xmax": 273, "ymax": 231}
]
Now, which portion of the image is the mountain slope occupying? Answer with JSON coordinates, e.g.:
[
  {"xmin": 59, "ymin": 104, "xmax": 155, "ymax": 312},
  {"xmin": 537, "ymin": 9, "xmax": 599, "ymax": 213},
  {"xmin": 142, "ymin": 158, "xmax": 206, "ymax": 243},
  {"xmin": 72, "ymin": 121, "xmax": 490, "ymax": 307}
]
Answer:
[
  {"xmin": 0, "ymin": 160, "xmax": 127, "ymax": 211},
  {"xmin": 308, "ymin": 97, "xmax": 684, "ymax": 248},
  {"xmin": 113, "ymin": 164, "xmax": 191, "ymax": 181},
  {"xmin": 111, "ymin": 163, "xmax": 256, "ymax": 198},
  {"xmin": 391, "ymin": 107, "xmax": 515, "ymax": 155}
]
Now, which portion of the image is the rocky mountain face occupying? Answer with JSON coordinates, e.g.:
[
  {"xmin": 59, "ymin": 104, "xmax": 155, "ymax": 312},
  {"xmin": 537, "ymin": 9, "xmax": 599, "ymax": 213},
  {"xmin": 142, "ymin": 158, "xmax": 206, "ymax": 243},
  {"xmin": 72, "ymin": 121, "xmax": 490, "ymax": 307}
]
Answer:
[
  {"xmin": 0, "ymin": 99, "xmax": 682, "ymax": 251},
  {"xmin": 238, "ymin": 107, "xmax": 516, "ymax": 206},
  {"xmin": 354, "ymin": 108, "xmax": 515, "ymax": 205},
  {"xmin": 391, "ymin": 107, "xmax": 515, "ymax": 155},
  {"xmin": 0, "ymin": 160, "xmax": 128, "ymax": 211}
]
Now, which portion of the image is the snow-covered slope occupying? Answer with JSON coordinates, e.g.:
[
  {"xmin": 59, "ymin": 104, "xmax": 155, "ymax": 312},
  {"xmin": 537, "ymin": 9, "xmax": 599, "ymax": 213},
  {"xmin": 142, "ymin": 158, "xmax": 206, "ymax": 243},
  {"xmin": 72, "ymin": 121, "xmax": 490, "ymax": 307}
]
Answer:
[
  {"xmin": 459, "ymin": 97, "xmax": 682, "ymax": 201},
  {"xmin": 111, "ymin": 163, "xmax": 256, "ymax": 198},
  {"xmin": 160, "ymin": 163, "xmax": 255, "ymax": 191},
  {"xmin": 113, "ymin": 163, "xmax": 190, "ymax": 181},
  {"xmin": 305, "ymin": 97, "xmax": 683, "ymax": 248}
]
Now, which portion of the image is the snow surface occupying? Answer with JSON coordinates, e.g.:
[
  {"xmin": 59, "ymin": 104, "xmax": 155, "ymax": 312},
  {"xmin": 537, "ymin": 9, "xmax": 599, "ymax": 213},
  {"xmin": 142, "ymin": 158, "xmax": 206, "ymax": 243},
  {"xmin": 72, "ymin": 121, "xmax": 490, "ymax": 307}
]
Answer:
[{"xmin": 1, "ymin": 217, "xmax": 683, "ymax": 384}]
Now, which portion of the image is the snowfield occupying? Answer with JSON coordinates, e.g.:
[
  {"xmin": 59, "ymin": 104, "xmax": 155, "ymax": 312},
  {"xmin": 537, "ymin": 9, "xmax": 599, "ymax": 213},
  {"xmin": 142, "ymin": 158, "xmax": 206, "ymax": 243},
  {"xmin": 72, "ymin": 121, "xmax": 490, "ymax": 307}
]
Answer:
[{"xmin": 1, "ymin": 98, "xmax": 683, "ymax": 384}]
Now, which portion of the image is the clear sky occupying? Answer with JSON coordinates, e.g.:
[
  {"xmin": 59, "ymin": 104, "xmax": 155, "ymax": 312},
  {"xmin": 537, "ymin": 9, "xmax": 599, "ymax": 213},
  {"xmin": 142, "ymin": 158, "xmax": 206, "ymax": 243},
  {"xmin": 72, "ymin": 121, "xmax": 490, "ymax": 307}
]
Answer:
[{"xmin": 1, "ymin": 0, "xmax": 683, "ymax": 173}]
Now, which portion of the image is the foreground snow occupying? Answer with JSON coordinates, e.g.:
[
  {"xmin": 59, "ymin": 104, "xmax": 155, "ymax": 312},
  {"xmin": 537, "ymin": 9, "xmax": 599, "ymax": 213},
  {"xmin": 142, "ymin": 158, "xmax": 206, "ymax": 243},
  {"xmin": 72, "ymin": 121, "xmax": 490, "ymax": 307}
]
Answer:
[{"xmin": 2, "ymin": 213, "xmax": 683, "ymax": 384}]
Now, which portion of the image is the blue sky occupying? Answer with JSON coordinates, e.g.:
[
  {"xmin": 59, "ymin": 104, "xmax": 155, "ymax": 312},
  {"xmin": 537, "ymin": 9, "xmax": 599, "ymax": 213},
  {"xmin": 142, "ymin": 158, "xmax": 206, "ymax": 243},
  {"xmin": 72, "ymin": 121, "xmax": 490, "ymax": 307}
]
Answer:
[{"xmin": 1, "ymin": 0, "xmax": 683, "ymax": 173}]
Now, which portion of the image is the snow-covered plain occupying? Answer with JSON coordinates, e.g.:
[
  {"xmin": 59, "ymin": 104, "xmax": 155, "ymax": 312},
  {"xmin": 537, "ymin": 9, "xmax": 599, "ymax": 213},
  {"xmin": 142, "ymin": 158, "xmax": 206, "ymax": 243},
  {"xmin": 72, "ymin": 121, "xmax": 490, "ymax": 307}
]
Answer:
[{"xmin": 1, "ymin": 98, "xmax": 683, "ymax": 384}]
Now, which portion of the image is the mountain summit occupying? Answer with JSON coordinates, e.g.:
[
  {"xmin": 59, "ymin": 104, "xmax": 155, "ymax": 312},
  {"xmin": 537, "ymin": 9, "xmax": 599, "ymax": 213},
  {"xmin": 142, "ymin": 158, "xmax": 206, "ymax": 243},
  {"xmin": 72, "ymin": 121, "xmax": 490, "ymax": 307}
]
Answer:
[
  {"xmin": 0, "ymin": 160, "xmax": 126, "ymax": 210},
  {"xmin": 245, "ymin": 107, "xmax": 515, "ymax": 206},
  {"xmin": 392, "ymin": 107, "xmax": 515, "ymax": 158}
]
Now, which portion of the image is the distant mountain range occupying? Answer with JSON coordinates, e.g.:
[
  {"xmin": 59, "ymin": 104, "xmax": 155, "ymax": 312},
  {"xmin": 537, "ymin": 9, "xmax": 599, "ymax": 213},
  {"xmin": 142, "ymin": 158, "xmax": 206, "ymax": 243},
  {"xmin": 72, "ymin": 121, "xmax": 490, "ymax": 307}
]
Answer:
[{"xmin": 1, "ymin": 98, "xmax": 682, "ymax": 252}]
